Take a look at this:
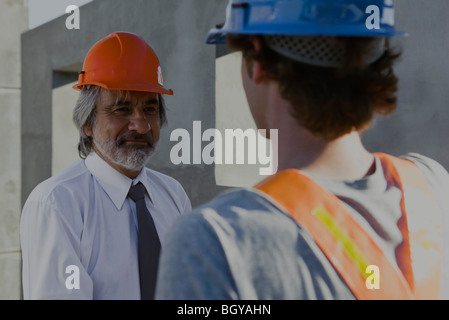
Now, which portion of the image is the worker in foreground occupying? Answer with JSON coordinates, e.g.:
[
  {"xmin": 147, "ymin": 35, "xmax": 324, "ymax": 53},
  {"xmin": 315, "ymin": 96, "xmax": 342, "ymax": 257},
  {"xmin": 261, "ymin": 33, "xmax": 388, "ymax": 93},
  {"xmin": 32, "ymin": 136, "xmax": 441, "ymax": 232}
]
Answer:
[
  {"xmin": 21, "ymin": 32, "xmax": 191, "ymax": 299},
  {"xmin": 156, "ymin": 0, "xmax": 449, "ymax": 299}
]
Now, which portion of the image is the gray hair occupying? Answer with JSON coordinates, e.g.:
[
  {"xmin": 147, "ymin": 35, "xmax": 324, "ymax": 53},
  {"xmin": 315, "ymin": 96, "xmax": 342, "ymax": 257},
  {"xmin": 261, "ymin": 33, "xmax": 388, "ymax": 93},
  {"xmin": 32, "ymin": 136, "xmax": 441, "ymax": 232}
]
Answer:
[{"xmin": 72, "ymin": 85, "xmax": 168, "ymax": 159}]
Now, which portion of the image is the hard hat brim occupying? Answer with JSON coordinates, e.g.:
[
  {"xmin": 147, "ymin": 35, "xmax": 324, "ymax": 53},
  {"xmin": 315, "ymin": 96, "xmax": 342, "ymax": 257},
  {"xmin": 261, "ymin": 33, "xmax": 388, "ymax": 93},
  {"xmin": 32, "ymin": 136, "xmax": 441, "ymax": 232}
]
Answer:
[
  {"xmin": 206, "ymin": 27, "xmax": 407, "ymax": 45},
  {"xmin": 72, "ymin": 82, "xmax": 174, "ymax": 96}
]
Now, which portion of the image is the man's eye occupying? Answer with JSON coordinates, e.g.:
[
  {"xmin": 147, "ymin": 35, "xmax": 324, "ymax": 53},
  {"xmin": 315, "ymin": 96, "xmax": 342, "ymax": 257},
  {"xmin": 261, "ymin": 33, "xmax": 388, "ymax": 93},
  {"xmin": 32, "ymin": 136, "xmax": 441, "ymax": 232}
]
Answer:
[
  {"xmin": 144, "ymin": 106, "xmax": 159, "ymax": 114},
  {"xmin": 113, "ymin": 107, "xmax": 131, "ymax": 113}
]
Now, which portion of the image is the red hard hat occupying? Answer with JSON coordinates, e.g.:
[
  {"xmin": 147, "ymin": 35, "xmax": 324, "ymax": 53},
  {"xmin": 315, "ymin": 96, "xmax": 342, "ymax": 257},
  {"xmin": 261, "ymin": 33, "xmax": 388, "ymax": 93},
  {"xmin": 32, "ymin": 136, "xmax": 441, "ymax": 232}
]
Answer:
[{"xmin": 73, "ymin": 32, "xmax": 173, "ymax": 95}]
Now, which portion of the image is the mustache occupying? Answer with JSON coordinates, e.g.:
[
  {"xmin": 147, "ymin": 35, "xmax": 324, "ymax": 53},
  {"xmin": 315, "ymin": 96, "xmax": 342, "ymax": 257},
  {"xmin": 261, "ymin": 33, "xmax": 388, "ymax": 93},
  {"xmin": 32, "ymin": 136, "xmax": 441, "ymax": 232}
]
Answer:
[{"xmin": 116, "ymin": 132, "xmax": 155, "ymax": 148}]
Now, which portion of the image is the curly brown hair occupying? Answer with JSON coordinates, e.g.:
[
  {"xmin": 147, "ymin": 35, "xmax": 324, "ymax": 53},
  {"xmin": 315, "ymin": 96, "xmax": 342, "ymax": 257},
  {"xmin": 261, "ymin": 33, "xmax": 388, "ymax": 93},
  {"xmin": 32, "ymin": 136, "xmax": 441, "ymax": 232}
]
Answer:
[{"xmin": 227, "ymin": 35, "xmax": 401, "ymax": 141}]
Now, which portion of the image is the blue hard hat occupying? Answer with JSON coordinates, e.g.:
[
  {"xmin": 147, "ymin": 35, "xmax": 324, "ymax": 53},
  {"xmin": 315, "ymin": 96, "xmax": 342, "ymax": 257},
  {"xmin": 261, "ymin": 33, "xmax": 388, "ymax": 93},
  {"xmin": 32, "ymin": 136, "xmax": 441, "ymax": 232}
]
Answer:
[{"xmin": 206, "ymin": 0, "xmax": 406, "ymax": 44}]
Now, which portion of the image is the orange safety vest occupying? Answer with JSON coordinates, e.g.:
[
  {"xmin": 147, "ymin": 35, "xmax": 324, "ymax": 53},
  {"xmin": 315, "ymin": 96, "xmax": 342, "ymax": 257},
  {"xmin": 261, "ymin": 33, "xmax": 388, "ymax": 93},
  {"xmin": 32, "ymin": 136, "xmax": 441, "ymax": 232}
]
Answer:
[{"xmin": 254, "ymin": 153, "xmax": 443, "ymax": 300}]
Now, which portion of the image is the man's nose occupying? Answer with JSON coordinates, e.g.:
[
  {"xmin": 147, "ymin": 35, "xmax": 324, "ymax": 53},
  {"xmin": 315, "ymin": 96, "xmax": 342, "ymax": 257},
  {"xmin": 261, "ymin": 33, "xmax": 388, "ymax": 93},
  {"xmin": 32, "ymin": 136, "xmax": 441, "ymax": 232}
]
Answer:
[{"xmin": 128, "ymin": 109, "xmax": 151, "ymax": 134}]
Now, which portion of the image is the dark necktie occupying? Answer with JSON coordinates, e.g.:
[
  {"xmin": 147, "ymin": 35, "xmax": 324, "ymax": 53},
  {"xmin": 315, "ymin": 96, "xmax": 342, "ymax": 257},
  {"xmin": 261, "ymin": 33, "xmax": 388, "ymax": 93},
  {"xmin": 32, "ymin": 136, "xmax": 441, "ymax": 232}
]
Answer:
[{"xmin": 128, "ymin": 182, "xmax": 161, "ymax": 300}]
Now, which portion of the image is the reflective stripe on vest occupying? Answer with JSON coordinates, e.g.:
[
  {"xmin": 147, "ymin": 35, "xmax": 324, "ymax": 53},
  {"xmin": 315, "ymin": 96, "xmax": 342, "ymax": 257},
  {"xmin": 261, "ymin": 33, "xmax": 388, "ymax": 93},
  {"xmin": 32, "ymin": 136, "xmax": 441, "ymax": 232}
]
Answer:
[{"xmin": 254, "ymin": 153, "xmax": 442, "ymax": 300}]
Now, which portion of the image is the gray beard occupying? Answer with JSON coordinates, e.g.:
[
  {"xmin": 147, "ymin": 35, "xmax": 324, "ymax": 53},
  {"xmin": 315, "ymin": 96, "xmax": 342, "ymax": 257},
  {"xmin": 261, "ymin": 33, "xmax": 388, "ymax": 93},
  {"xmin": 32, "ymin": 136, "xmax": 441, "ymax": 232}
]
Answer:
[{"xmin": 93, "ymin": 134, "xmax": 156, "ymax": 172}]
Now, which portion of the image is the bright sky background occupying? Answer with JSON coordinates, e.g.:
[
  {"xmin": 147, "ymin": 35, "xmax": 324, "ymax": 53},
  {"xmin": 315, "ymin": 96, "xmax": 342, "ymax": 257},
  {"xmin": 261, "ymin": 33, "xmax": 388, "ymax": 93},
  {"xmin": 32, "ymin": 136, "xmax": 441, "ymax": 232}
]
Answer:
[{"xmin": 28, "ymin": 0, "xmax": 93, "ymax": 29}]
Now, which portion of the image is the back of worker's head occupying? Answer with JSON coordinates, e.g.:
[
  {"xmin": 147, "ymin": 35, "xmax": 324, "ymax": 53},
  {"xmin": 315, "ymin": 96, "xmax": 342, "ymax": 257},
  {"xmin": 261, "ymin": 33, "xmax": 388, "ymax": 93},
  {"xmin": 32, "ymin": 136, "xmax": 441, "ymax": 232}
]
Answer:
[
  {"xmin": 228, "ymin": 34, "xmax": 400, "ymax": 141},
  {"xmin": 206, "ymin": 0, "xmax": 405, "ymax": 141}
]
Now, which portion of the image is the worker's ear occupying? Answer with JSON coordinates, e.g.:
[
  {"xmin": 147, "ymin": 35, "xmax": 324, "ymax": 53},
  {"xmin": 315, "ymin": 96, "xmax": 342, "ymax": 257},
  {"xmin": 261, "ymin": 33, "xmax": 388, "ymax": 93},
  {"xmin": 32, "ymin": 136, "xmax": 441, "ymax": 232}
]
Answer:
[
  {"xmin": 83, "ymin": 125, "xmax": 93, "ymax": 138},
  {"xmin": 247, "ymin": 36, "xmax": 266, "ymax": 84}
]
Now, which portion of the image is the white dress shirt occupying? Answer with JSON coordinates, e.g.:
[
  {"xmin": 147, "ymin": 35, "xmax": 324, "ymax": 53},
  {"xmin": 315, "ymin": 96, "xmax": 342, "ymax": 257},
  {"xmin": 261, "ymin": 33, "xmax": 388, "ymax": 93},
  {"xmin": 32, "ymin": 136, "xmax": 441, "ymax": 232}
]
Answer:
[{"xmin": 20, "ymin": 151, "xmax": 191, "ymax": 300}]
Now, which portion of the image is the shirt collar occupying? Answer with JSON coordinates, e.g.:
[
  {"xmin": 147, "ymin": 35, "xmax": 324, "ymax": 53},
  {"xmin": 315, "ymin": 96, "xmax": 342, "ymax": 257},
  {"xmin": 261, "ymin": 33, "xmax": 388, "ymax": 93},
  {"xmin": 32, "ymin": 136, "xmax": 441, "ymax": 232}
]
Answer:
[
  {"xmin": 85, "ymin": 151, "xmax": 154, "ymax": 210},
  {"xmin": 300, "ymin": 155, "xmax": 387, "ymax": 194}
]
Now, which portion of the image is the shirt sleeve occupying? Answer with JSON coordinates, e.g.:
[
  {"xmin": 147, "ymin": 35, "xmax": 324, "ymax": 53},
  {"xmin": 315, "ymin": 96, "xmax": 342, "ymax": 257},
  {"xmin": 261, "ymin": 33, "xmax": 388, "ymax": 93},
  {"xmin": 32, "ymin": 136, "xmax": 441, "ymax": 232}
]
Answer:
[
  {"xmin": 20, "ymin": 199, "xmax": 94, "ymax": 300},
  {"xmin": 155, "ymin": 210, "xmax": 239, "ymax": 300},
  {"xmin": 403, "ymin": 153, "xmax": 449, "ymax": 299},
  {"xmin": 183, "ymin": 194, "xmax": 192, "ymax": 213}
]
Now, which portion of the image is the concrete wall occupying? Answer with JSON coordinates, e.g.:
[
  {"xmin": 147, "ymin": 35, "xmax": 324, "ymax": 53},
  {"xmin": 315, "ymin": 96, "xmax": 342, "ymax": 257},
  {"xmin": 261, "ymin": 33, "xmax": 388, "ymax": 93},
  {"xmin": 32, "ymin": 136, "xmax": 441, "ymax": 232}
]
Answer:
[
  {"xmin": 0, "ymin": 0, "xmax": 28, "ymax": 299},
  {"xmin": 52, "ymin": 82, "xmax": 84, "ymax": 175}
]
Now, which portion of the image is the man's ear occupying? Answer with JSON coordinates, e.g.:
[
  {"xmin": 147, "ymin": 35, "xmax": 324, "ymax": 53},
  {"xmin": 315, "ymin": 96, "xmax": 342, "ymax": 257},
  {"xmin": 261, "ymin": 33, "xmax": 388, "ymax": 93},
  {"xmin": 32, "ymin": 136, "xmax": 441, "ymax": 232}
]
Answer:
[
  {"xmin": 83, "ymin": 125, "xmax": 93, "ymax": 138},
  {"xmin": 247, "ymin": 36, "xmax": 266, "ymax": 84}
]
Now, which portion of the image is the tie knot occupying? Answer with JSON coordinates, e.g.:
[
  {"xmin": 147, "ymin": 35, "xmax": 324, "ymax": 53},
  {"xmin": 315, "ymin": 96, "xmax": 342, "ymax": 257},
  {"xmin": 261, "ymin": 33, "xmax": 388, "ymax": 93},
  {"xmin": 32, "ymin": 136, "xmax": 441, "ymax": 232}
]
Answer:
[{"xmin": 128, "ymin": 182, "xmax": 146, "ymax": 202}]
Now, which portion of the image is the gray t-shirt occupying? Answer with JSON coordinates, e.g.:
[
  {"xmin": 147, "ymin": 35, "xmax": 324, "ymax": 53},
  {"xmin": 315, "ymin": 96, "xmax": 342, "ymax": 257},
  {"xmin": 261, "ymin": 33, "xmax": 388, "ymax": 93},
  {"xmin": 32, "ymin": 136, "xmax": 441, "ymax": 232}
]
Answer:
[{"xmin": 155, "ymin": 153, "xmax": 449, "ymax": 299}]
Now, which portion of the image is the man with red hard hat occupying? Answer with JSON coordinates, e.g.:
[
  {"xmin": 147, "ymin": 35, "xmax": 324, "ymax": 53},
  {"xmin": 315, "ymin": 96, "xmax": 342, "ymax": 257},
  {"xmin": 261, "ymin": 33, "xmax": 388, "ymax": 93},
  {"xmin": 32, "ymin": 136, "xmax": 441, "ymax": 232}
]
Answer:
[
  {"xmin": 20, "ymin": 32, "xmax": 191, "ymax": 300},
  {"xmin": 156, "ymin": 0, "xmax": 449, "ymax": 300}
]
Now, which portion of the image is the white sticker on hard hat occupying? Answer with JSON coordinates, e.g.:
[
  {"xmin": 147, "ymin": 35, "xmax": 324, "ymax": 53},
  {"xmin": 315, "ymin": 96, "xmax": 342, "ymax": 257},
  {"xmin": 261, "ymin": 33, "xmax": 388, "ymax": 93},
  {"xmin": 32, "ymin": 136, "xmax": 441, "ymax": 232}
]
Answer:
[
  {"xmin": 157, "ymin": 66, "xmax": 164, "ymax": 86},
  {"xmin": 381, "ymin": 7, "xmax": 395, "ymax": 27}
]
